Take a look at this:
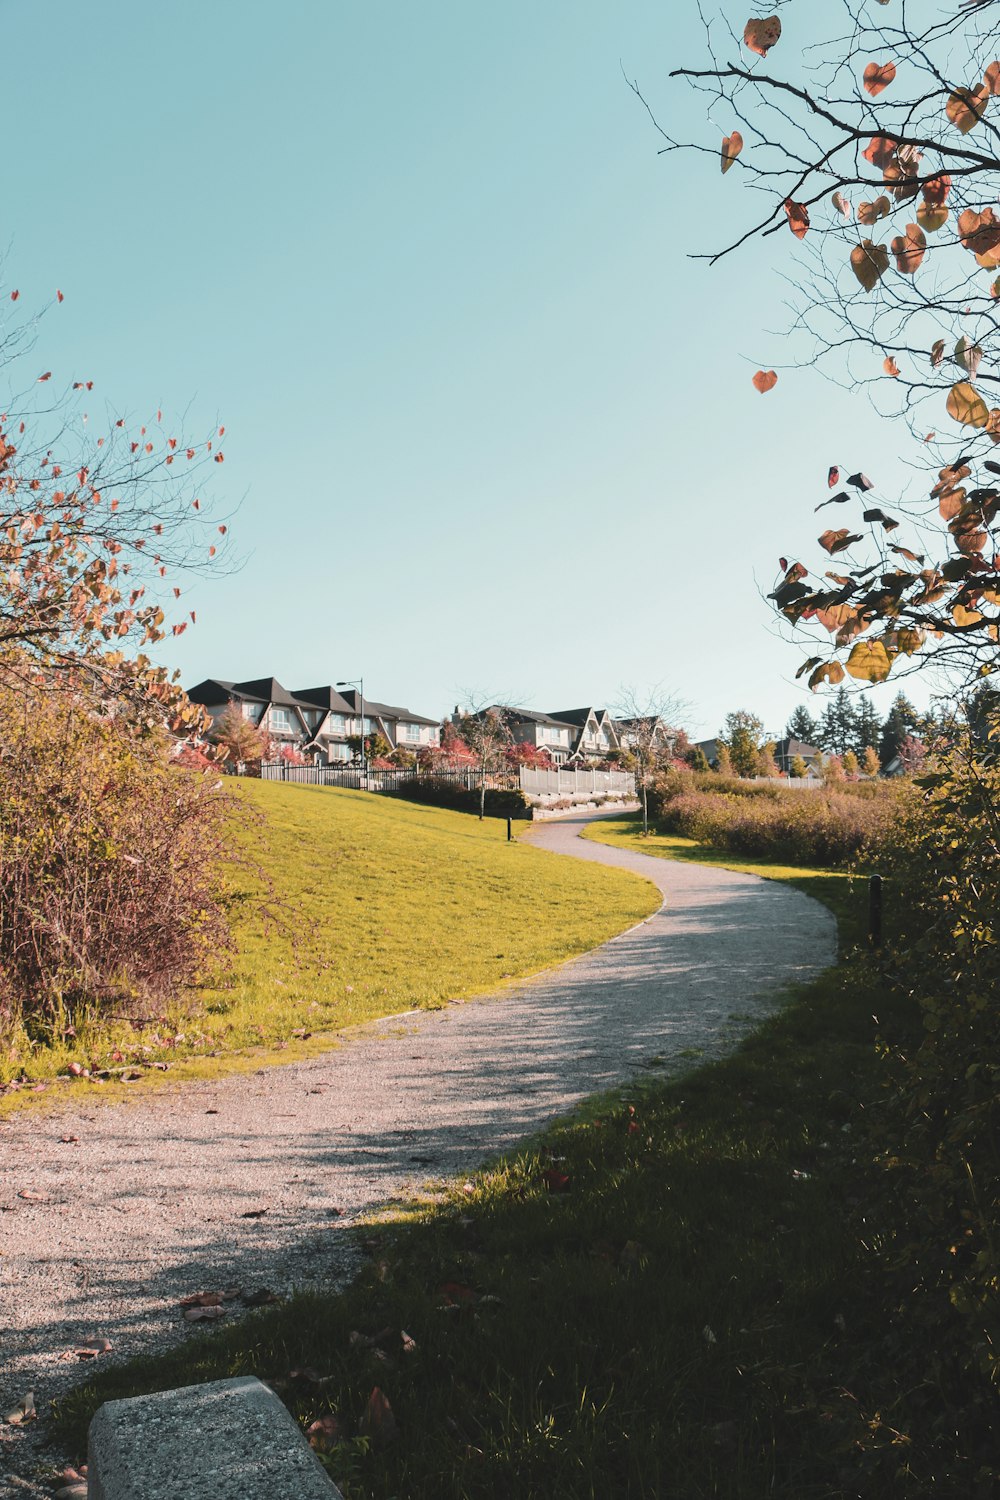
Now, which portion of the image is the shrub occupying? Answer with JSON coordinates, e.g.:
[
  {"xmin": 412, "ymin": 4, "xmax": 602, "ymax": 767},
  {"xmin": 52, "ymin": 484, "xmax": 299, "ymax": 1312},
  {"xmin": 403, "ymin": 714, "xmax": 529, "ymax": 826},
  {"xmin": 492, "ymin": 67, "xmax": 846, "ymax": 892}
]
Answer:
[
  {"xmin": 385, "ymin": 776, "xmax": 530, "ymax": 820},
  {"xmin": 645, "ymin": 767, "xmax": 903, "ymax": 867},
  {"xmin": 0, "ymin": 678, "xmax": 239, "ymax": 1040},
  {"xmin": 872, "ymin": 747, "xmax": 1000, "ymax": 1406}
]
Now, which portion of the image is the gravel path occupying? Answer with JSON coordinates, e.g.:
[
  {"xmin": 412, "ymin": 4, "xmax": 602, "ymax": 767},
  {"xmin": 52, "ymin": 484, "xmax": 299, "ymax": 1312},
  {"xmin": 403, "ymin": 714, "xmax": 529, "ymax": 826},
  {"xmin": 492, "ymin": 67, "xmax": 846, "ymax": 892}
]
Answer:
[{"xmin": 0, "ymin": 812, "xmax": 835, "ymax": 1482}]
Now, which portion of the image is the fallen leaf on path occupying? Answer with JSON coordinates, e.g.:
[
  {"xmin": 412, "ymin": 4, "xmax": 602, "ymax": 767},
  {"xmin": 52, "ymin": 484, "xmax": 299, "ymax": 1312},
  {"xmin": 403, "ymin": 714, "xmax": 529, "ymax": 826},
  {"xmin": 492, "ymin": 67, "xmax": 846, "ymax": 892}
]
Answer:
[
  {"xmin": 179, "ymin": 1291, "xmax": 224, "ymax": 1308},
  {"xmin": 74, "ymin": 1336, "xmax": 112, "ymax": 1359},
  {"xmin": 183, "ymin": 1304, "xmax": 226, "ymax": 1322},
  {"xmin": 240, "ymin": 1208, "xmax": 268, "ymax": 1218}
]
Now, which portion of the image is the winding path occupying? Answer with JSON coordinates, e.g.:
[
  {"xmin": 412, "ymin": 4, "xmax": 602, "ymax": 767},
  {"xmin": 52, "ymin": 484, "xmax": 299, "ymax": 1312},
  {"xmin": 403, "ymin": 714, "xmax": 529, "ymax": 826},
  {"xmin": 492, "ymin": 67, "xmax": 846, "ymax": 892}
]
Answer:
[{"xmin": 0, "ymin": 812, "xmax": 835, "ymax": 1469}]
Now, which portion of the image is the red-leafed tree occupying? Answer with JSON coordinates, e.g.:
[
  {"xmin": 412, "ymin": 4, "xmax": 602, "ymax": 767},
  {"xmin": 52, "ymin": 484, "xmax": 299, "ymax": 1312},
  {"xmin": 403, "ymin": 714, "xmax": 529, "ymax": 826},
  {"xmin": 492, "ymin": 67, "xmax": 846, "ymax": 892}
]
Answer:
[{"xmin": 504, "ymin": 740, "xmax": 553, "ymax": 769}]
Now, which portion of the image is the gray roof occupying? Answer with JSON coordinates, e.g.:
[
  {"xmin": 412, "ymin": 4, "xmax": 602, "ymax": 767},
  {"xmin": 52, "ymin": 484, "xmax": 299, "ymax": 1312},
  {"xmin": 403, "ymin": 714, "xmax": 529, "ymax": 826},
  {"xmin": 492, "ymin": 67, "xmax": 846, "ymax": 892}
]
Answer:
[
  {"xmin": 338, "ymin": 690, "xmax": 439, "ymax": 727},
  {"xmin": 293, "ymin": 685, "xmax": 356, "ymax": 715},
  {"xmin": 493, "ymin": 706, "xmax": 578, "ymax": 729}
]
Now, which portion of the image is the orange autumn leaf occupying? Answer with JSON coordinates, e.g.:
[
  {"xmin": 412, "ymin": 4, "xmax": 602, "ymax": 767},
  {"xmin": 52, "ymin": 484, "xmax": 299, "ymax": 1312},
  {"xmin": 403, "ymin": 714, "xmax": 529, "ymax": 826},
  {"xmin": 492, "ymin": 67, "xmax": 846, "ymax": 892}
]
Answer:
[
  {"xmin": 857, "ymin": 195, "xmax": 891, "ymax": 225},
  {"xmin": 743, "ymin": 15, "xmax": 781, "ymax": 56},
  {"xmin": 862, "ymin": 135, "xmax": 897, "ymax": 169},
  {"xmin": 863, "ymin": 61, "xmax": 896, "ymax": 97},
  {"xmin": 946, "ymin": 84, "xmax": 988, "ymax": 133},
  {"xmin": 891, "ymin": 222, "xmax": 926, "ymax": 274},
  {"xmin": 883, "ymin": 356, "xmax": 900, "ymax": 376},
  {"xmin": 985, "ymin": 61, "xmax": 1000, "ymax": 96},
  {"xmin": 784, "ymin": 199, "xmax": 810, "ymax": 238},
  {"xmin": 752, "ymin": 369, "xmax": 778, "ymax": 393},
  {"xmin": 721, "ymin": 131, "xmax": 743, "ymax": 173},
  {"xmin": 850, "ymin": 240, "xmax": 889, "ymax": 291},
  {"xmin": 922, "ymin": 174, "xmax": 951, "ymax": 206}
]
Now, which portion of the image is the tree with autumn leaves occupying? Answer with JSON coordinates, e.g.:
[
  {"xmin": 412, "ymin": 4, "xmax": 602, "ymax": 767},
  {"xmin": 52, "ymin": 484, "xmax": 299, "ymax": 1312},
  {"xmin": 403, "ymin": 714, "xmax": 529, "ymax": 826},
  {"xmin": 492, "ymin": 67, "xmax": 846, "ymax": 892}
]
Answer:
[
  {"xmin": 0, "ymin": 293, "xmax": 229, "ymax": 726},
  {"xmin": 657, "ymin": 10, "xmax": 1000, "ymax": 1460},
  {"xmin": 0, "ymin": 288, "xmax": 237, "ymax": 1036},
  {"xmin": 646, "ymin": 2, "xmax": 1000, "ymax": 694}
]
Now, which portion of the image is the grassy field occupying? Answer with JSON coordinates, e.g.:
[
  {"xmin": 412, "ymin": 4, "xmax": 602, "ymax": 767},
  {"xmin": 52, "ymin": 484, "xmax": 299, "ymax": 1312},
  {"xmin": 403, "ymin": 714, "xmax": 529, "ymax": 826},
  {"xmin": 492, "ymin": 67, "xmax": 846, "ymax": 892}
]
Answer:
[
  {"xmin": 54, "ymin": 820, "xmax": 926, "ymax": 1498},
  {"xmin": 1, "ymin": 784, "xmax": 658, "ymax": 1108}
]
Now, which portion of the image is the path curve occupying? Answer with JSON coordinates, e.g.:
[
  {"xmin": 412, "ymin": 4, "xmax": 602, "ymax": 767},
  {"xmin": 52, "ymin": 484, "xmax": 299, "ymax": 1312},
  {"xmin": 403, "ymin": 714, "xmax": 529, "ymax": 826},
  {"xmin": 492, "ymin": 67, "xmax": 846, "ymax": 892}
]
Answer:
[{"xmin": 1, "ymin": 812, "xmax": 835, "ymax": 1462}]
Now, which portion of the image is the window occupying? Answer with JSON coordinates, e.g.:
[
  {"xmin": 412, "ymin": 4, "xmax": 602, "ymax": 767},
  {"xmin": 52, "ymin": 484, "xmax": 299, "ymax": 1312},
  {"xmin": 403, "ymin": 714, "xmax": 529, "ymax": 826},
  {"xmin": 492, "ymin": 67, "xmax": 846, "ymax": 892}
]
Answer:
[
  {"xmin": 240, "ymin": 701, "xmax": 258, "ymax": 720},
  {"xmin": 269, "ymin": 707, "xmax": 293, "ymax": 733},
  {"xmin": 403, "ymin": 723, "xmax": 421, "ymax": 742},
  {"xmin": 328, "ymin": 714, "xmax": 345, "ymax": 734}
]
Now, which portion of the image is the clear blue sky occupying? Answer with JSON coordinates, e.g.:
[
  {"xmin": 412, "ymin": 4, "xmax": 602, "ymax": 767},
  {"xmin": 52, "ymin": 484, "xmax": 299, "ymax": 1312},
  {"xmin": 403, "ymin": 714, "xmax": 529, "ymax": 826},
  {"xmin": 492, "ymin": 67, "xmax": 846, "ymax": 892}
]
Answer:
[{"xmin": 7, "ymin": 0, "xmax": 928, "ymax": 739}]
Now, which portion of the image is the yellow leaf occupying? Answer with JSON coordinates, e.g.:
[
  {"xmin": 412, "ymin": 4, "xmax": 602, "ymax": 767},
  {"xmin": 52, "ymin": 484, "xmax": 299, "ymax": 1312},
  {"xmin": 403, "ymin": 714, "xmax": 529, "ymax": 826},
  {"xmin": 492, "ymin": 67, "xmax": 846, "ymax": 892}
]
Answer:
[
  {"xmin": 952, "ymin": 604, "xmax": 983, "ymax": 626},
  {"xmin": 916, "ymin": 201, "xmax": 949, "ymax": 233},
  {"xmin": 946, "ymin": 381, "xmax": 990, "ymax": 428},
  {"xmin": 846, "ymin": 639, "xmax": 894, "ymax": 682}
]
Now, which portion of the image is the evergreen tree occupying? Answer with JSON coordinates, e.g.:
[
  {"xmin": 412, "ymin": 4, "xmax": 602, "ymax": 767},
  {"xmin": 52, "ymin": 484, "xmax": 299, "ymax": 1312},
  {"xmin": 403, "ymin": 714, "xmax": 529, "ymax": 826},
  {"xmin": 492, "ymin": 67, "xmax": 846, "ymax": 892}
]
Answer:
[
  {"xmin": 853, "ymin": 695, "xmax": 881, "ymax": 756},
  {"xmin": 785, "ymin": 704, "xmax": 818, "ymax": 744},
  {"xmin": 757, "ymin": 741, "xmax": 779, "ymax": 778},
  {"xmin": 721, "ymin": 710, "xmax": 763, "ymax": 778},
  {"xmin": 817, "ymin": 687, "xmax": 858, "ymax": 756},
  {"xmin": 879, "ymin": 692, "xmax": 919, "ymax": 767}
]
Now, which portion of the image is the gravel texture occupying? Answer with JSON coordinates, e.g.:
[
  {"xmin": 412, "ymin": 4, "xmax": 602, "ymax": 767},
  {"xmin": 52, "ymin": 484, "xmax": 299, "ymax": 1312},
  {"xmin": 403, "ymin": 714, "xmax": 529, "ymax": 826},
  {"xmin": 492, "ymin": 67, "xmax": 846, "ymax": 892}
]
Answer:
[{"xmin": 0, "ymin": 812, "xmax": 836, "ymax": 1488}]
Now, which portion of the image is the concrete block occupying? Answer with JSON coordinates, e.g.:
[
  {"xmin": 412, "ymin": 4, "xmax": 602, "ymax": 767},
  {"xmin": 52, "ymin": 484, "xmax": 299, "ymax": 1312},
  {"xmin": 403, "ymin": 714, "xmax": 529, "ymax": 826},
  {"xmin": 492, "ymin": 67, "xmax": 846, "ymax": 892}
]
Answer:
[{"xmin": 87, "ymin": 1376, "xmax": 344, "ymax": 1499}]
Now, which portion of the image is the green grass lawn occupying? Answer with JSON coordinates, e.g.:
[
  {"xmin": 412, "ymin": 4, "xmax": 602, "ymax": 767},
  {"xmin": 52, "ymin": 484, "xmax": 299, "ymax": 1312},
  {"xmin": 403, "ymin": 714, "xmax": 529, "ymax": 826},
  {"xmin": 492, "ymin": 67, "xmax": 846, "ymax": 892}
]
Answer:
[
  {"xmin": 54, "ymin": 819, "xmax": 928, "ymax": 1498},
  {"xmin": 1, "ymin": 784, "xmax": 657, "ymax": 1108}
]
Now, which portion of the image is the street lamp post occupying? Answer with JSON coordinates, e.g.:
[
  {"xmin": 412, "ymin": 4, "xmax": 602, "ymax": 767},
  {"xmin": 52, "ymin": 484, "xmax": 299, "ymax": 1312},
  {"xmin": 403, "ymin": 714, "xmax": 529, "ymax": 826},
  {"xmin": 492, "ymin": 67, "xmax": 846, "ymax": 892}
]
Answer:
[{"xmin": 337, "ymin": 678, "xmax": 365, "ymax": 774}]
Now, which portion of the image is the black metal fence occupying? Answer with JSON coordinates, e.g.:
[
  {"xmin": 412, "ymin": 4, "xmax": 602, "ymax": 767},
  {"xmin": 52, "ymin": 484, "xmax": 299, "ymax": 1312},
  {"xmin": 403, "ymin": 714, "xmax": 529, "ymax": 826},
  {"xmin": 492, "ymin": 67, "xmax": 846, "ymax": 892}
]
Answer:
[{"xmin": 257, "ymin": 762, "xmax": 521, "ymax": 794}]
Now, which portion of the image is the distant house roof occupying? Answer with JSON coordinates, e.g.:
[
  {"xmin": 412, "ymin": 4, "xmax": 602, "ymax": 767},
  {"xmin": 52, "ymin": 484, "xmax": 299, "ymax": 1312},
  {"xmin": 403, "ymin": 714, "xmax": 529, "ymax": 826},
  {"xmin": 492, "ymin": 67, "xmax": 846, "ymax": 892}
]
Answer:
[
  {"xmin": 293, "ymin": 685, "xmax": 356, "ymax": 715},
  {"xmin": 773, "ymin": 737, "xmax": 822, "ymax": 760},
  {"xmin": 186, "ymin": 677, "xmax": 308, "ymax": 710},
  {"xmin": 338, "ymin": 690, "xmax": 439, "ymax": 727},
  {"xmin": 547, "ymin": 707, "xmax": 613, "ymax": 728},
  {"xmin": 232, "ymin": 677, "xmax": 306, "ymax": 709},
  {"xmin": 494, "ymin": 706, "xmax": 578, "ymax": 729}
]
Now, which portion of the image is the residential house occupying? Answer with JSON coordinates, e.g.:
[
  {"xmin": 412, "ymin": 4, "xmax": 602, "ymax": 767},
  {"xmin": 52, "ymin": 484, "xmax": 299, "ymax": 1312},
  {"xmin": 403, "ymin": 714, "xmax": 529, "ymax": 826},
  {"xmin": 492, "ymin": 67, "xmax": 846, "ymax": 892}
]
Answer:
[
  {"xmin": 546, "ymin": 708, "xmax": 621, "ymax": 763},
  {"xmin": 480, "ymin": 707, "xmax": 578, "ymax": 765},
  {"xmin": 187, "ymin": 677, "xmax": 442, "ymax": 764},
  {"xmin": 292, "ymin": 685, "xmax": 360, "ymax": 762},
  {"xmin": 771, "ymin": 737, "xmax": 823, "ymax": 775},
  {"xmin": 186, "ymin": 677, "xmax": 315, "ymax": 751},
  {"xmin": 617, "ymin": 715, "xmax": 676, "ymax": 759},
  {"xmin": 336, "ymin": 690, "xmax": 441, "ymax": 754}
]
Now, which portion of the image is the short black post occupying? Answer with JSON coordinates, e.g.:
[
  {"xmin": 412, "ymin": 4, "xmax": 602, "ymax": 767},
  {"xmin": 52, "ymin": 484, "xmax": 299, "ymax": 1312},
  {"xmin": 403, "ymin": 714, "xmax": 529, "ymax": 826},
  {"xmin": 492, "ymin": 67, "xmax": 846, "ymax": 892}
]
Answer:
[
  {"xmin": 507, "ymin": 816, "xmax": 513, "ymax": 842},
  {"xmin": 869, "ymin": 874, "xmax": 883, "ymax": 948}
]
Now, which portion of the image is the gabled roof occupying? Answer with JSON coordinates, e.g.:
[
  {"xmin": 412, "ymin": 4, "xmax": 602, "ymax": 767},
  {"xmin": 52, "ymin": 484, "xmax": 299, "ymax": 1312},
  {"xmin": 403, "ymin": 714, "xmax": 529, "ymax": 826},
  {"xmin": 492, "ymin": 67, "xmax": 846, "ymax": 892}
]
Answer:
[
  {"xmin": 339, "ymin": 690, "xmax": 439, "ymax": 727},
  {"xmin": 494, "ymin": 706, "xmax": 578, "ymax": 729},
  {"xmin": 773, "ymin": 737, "xmax": 822, "ymax": 758},
  {"xmin": 293, "ymin": 685, "xmax": 356, "ymax": 715},
  {"xmin": 233, "ymin": 677, "xmax": 306, "ymax": 710},
  {"xmin": 547, "ymin": 707, "xmax": 605, "ymax": 728},
  {"xmin": 186, "ymin": 678, "xmax": 246, "ymax": 706}
]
